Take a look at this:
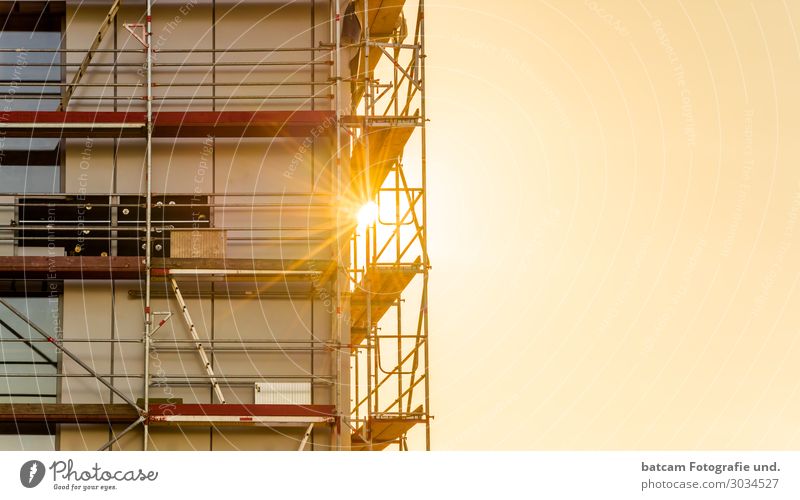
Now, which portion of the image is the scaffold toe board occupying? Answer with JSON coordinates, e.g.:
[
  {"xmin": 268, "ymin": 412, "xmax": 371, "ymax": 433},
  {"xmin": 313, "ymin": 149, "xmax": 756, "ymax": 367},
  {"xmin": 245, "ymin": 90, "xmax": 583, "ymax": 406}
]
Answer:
[
  {"xmin": 349, "ymin": 125, "xmax": 415, "ymax": 199},
  {"xmin": 147, "ymin": 404, "xmax": 336, "ymax": 427},
  {"xmin": 0, "ymin": 257, "xmax": 335, "ymax": 281},
  {"xmin": 0, "ymin": 111, "xmax": 336, "ymax": 138},
  {"xmin": 349, "ymin": 259, "xmax": 423, "ymax": 350},
  {"xmin": 0, "ymin": 256, "xmax": 143, "ymax": 280},
  {"xmin": 351, "ymin": 407, "xmax": 426, "ymax": 451},
  {"xmin": 356, "ymin": 0, "xmax": 407, "ymax": 36},
  {"xmin": 0, "ymin": 404, "xmax": 139, "ymax": 425}
]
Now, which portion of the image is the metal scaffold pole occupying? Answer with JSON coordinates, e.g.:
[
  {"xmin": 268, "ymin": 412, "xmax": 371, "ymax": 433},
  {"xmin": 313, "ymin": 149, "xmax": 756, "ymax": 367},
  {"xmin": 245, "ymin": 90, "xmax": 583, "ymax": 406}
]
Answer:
[
  {"xmin": 143, "ymin": 0, "xmax": 154, "ymax": 451},
  {"xmin": 362, "ymin": 0, "xmax": 374, "ymax": 452},
  {"xmin": 333, "ymin": 0, "xmax": 344, "ymax": 451},
  {"xmin": 419, "ymin": 0, "xmax": 431, "ymax": 452}
]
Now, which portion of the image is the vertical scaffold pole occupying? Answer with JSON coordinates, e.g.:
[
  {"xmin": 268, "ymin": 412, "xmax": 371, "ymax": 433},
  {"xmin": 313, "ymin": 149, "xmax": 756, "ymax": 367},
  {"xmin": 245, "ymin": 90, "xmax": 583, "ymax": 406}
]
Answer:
[
  {"xmin": 419, "ymin": 0, "xmax": 431, "ymax": 451},
  {"xmin": 143, "ymin": 0, "xmax": 153, "ymax": 451},
  {"xmin": 333, "ymin": 0, "xmax": 343, "ymax": 451},
  {"xmin": 362, "ymin": 0, "xmax": 374, "ymax": 451}
]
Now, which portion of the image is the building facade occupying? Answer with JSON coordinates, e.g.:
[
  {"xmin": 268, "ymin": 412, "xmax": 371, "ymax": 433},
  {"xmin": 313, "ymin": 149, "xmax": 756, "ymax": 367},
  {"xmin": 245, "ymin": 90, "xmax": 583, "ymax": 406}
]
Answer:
[{"xmin": 0, "ymin": 0, "xmax": 429, "ymax": 451}]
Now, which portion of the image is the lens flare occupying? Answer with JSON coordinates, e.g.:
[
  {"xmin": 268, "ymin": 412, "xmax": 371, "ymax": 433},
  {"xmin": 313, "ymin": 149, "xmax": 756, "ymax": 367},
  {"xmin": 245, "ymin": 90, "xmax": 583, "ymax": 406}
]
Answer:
[{"xmin": 357, "ymin": 201, "xmax": 379, "ymax": 228}]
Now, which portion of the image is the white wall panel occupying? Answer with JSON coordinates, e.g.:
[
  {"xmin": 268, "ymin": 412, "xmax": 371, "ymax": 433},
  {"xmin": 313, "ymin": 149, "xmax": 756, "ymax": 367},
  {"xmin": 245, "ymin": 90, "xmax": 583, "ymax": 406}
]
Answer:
[{"xmin": 59, "ymin": 1, "xmax": 341, "ymax": 451}]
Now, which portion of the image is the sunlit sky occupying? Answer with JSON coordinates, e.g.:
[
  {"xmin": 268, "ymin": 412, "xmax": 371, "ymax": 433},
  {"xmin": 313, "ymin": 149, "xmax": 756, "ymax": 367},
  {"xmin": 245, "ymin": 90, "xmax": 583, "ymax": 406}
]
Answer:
[{"xmin": 426, "ymin": 0, "xmax": 800, "ymax": 449}]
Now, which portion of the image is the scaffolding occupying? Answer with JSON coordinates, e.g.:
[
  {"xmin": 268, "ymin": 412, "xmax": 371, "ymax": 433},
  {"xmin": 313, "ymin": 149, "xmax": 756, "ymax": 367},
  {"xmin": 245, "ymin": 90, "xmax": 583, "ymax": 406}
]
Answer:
[
  {"xmin": 346, "ymin": 0, "xmax": 430, "ymax": 450},
  {"xmin": 0, "ymin": 0, "xmax": 429, "ymax": 451}
]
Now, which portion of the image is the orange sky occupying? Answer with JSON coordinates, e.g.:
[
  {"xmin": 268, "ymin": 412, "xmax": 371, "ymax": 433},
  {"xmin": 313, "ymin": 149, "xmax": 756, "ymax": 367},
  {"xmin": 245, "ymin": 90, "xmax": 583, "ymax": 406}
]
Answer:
[{"xmin": 425, "ymin": 0, "xmax": 800, "ymax": 449}]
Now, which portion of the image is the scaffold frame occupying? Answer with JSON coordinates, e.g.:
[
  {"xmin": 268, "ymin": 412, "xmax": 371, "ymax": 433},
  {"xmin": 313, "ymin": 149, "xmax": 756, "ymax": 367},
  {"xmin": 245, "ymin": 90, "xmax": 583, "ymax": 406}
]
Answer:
[{"xmin": 0, "ymin": 0, "xmax": 430, "ymax": 452}]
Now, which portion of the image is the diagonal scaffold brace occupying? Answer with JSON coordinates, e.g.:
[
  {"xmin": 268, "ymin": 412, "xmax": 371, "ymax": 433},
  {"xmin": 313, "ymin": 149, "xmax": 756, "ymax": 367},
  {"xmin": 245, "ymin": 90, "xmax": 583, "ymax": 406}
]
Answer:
[
  {"xmin": 0, "ymin": 298, "xmax": 146, "ymax": 416},
  {"xmin": 98, "ymin": 416, "xmax": 147, "ymax": 451}
]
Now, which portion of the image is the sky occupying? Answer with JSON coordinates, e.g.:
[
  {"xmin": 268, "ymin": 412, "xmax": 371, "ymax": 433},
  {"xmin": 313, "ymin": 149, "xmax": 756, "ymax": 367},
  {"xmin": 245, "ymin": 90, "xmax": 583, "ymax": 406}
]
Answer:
[{"xmin": 424, "ymin": 0, "xmax": 800, "ymax": 449}]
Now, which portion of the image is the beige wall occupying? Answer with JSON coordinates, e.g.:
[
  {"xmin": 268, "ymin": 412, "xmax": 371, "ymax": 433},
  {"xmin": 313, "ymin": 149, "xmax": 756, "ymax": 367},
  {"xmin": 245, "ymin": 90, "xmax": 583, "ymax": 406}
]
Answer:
[{"xmin": 58, "ymin": 0, "xmax": 347, "ymax": 451}]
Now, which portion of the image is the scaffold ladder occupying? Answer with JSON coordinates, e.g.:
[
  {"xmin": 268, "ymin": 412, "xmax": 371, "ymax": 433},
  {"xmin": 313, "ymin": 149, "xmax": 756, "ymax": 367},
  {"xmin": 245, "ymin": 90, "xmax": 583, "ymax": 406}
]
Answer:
[
  {"xmin": 60, "ymin": 0, "xmax": 121, "ymax": 110},
  {"xmin": 168, "ymin": 277, "xmax": 226, "ymax": 404}
]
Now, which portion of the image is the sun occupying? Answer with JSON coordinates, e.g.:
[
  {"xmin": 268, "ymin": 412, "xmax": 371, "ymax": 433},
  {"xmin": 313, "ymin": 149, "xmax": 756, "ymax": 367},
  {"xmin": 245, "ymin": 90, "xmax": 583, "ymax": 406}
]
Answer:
[{"xmin": 357, "ymin": 201, "xmax": 379, "ymax": 229}]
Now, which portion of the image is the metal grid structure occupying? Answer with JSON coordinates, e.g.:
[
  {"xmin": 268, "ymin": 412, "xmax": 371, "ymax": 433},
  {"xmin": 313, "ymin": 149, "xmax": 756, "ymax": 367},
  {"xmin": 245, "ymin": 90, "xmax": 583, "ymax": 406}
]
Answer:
[
  {"xmin": 0, "ymin": 0, "xmax": 429, "ymax": 451},
  {"xmin": 345, "ymin": 0, "xmax": 430, "ymax": 451}
]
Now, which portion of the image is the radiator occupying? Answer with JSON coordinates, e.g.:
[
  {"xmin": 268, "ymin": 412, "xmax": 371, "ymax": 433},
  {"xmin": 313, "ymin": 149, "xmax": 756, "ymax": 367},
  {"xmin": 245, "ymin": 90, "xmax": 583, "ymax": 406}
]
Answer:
[{"xmin": 255, "ymin": 382, "xmax": 311, "ymax": 405}]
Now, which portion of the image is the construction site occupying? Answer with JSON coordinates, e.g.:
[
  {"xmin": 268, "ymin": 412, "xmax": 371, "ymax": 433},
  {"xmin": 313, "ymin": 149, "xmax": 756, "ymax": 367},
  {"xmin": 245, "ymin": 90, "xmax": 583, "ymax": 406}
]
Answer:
[{"xmin": 0, "ymin": 0, "xmax": 430, "ymax": 451}]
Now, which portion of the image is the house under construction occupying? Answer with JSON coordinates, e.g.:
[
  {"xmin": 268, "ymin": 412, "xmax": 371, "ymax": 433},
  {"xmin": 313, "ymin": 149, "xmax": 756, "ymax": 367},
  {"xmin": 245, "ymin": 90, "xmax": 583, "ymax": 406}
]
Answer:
[{"xmin": 0, "ymin": 0, "xmax": 429, "ymax": 451}]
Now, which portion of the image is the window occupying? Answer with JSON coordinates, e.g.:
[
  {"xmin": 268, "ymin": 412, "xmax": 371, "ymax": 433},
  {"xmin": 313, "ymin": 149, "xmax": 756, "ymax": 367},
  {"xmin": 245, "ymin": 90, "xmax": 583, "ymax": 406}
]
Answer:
[
  {"xmin": 0, "ymin": 29, "xmax": 62, "ymax": 195},
  {"xmin": 0, "ymin": 2, "xmax": 64, "ymax": 451},
  {"xmin": 0, "ymin": 297, "xmax": 59, "ymax": 450}
]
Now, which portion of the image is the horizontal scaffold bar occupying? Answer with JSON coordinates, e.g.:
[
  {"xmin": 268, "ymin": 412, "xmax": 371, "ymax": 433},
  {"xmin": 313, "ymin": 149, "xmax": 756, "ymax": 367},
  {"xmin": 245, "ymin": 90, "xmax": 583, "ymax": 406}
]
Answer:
[
  {"xmin": 0, "ymin": 404, "xmax": 138, "ymax": 425},
  {"xmin": 148, "ymin": 404, "xmax": 336, "ymax": 427},
  {"xmin": 0, "ymin": 256, "xmax": 335, "ymax": 281},
  {"xmin": 0, "ymin": 111, "xmax": 337, "ymax": 138},
  {"xmin": 0, "ymin": 403, "xmax": 337, "ymax": 430}
]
